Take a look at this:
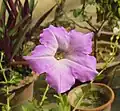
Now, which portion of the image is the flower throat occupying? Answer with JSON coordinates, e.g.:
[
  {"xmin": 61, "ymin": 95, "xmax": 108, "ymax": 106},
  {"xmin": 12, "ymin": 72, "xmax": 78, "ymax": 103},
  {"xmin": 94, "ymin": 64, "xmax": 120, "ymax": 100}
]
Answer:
[{"xmin": 54, "ymin": 49, "xmax": 65, "ymax": 60}]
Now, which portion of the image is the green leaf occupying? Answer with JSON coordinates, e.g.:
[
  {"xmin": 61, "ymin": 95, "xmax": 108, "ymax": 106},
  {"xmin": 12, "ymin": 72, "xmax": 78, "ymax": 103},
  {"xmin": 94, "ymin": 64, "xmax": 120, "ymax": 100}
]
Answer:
[
  {"xmin": 118, "ymin": 0, "xmax": 120, "ymax": 6},
  {"xmin": 80, "ymin": 102, "xmax": 92, "ymax": 106},
  {"xmin": 0, "ymin": 1, "xmax": 6, "ymax": 29},
  {"xmin": 87, "ymin": 0, "xmax": 95, "ymax": 5},
  {"xmin": 0, "ymin": 27, "xmax": 3, "ymax": 33},
  {"xmin": 11, "ymin": 22, "xmax": 30, "ymax": 59},
  {"xmin": 22, "ymin": 106, "xmax": 28, "ymax": 111},
  {"xmin": 8, "ymin": 15, "xmax": 31, "ymax": 37},
  {"xmin": 0, "ymin": 1, "xmax": 6, "ymax": 19},
  {"xmin": 114, "ymin": 0, "xmax": 118, "ymax": 2},
  {"xmin": 81, "ymin": 84, "xmax": 91, "ymax": 94},
  {"xmin": 0, "ymin": 27, "xmax": 4, "ymax": 38},
  {"xmin": 118, "ymin": 7, "xmax": 120, "ymax": 16},
  {"xmin": 29, "ymin": 0, "xmax": 38, "ymax": 15},
  {"xmin": 29, "ymin": 0, "xmax": 34, "ymax": 14},
  {"xmin": 73, "ymin": 9, "xmax": 82, "ymax": 18},
  {"xmin": 95, "ymin": 74, "xmax": 105, "ymax": 81},
  {"xmin": 15, "ymin": 8, "xmax": 22, "ymax": 25}
]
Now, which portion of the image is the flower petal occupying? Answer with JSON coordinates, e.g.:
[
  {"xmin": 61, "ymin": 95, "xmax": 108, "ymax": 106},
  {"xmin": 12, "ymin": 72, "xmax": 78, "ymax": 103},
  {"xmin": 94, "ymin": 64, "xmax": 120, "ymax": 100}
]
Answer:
[
  {"xmin": 66, "ymin": 54, "xmax": 97, "ymax": 71},
  {"xmin": 69, "ymin": 30, "xmax": 94, "ymax": 55},
  {"xmin": 31, "ymin": 45, "xmax": 56, "ymax": 57},
  {"xmin": 46, "ymin": 61, "xmax": 75, "ymax": 93},
  {"xmin": 40, "ymin": 26, "xmax": 58, "ymax": 50},
  {"xmin": 62, "ymin": 59, "xmax": 98, "ymax": 82},
  {"xmin": 49, "ymin": 25, "xmax": 70, "ymax": 50},
  {"xmin": 23, "ymin": 56, "xmax": 57, "ymax": 74}
]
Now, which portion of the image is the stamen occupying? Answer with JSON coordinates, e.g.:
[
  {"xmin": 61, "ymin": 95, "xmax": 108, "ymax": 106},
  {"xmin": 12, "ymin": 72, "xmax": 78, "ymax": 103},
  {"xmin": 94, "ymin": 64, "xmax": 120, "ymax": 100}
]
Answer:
[{"xmin": 55, "ymin": 49, "xmax": 65, "ymax": 60}]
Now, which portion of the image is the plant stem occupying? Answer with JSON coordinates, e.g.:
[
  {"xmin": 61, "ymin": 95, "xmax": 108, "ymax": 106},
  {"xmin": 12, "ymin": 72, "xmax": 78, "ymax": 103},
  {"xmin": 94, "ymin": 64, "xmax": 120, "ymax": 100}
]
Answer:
[
  {"xmin": 0, "ymin": 53, "xmax": 10, "ymax": 111},
  {"xmin": 58, "ymin": 93, "xmax": 64, "ymax": 104},
  {"xmin": 63, "ymin": 10, "xmax": 94, "ymax": 32},
  {"xmin": 39, "ymin": 84, "xmax": 49, "ymax": 107},
  {"xmin": 6, "ymin": 87, "xmax": 10, "ymax": 111},
  {"xmin": 86, "ymin": 20, "xmax": 97, "ymax": 32},
  {"xmin": 72, "ymin": 93, "xmax": 85, "ymax": 111}
]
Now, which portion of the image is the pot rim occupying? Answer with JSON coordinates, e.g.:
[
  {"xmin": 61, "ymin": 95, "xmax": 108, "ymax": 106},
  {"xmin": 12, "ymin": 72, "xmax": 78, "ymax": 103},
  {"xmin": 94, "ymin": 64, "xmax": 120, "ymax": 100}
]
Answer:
[
  {"xmin": 0, "ymin": 72, "xmax": 38, "ymax": 96},
  {"xmin": 9, "ymin": 72, "xmax": 38, "ymax": 93},
  {"xmin": 68, "ymin": 83, "xmax": 115, "ymax": 111}
]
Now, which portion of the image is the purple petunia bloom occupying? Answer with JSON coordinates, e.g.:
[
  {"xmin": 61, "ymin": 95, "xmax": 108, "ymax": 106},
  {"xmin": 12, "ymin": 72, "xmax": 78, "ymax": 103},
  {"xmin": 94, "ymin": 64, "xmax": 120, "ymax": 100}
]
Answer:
[{"xmin": 23, "ymin": 25, "xmax": 98, "ymax": 93}]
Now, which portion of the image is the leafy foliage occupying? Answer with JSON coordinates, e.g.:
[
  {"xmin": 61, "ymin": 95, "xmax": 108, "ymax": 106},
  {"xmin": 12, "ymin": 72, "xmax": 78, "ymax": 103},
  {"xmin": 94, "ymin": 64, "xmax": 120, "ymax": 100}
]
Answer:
[
  {"xmin": 74, "ymin": 89, "xmax": 108, "ymax": 109},
  {"xmin": 96, "ymin": 0, "xmax": 120, "ymax": 28},
  {"xmin": 71, "ymin": 0, "xmax": 120, "ymax": 30},
  {"xmin": 0, "ymin": 0, "xmax": 56, "ymax": 62}
]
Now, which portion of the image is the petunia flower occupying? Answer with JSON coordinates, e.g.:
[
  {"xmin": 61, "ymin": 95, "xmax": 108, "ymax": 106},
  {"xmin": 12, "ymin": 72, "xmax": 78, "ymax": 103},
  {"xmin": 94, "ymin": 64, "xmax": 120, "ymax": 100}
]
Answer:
[{"xmin": 23, "ymin": 25, "xmax": 98, "ymax": 93}]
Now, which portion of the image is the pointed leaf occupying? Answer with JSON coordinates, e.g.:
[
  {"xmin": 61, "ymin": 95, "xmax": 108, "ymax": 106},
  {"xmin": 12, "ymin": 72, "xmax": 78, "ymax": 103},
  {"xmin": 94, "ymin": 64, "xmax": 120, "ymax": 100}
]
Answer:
[
  {"xmin": 0, "ymin": 1, "xmax": 6, "ymax": 26},
  {"xmin": 95, "ymin": 74, "xmax": 105, "ymax": 81},
  {"xmin": 17, "ymin": 0, "xmax": 23, "ymax": 11},
  {"xmin": 118, "ymin": 7, "xmax": 120, "ymax": 16},
  {"xmin": 22, "ymin": 0, "xmax": 30, "ymax": 18},
  {"xmin": 0, "ymin": 27, "xmax": 3, "ymax": 34},
  {"xmin": 7, "ymin": 0, "xmax": 18, "ymax": 17},
  {"xmin": 73, "ymin": 9, "xmax": 82, "ymax": 18},
  {"xmin": 11, "ymin": 22, "xmax": 31, "ymax": 59},
  {"xmin": 8, "ymin": 15, "xmax": 31, "ymax": 37},
  {"xmin": 29, "ymin": 0, "xmax": 35, "ymax": 15},
  {"xmin": 7, "ymin": 13, "xmax": 16, "ymax": 30},
  {"xmin": 81, "ymin": 84, "xmax": 91, "ymax": 94},
  {"xmin": 3, "ymin": 0, "xmax": 11, "ymax": 15},
  {"xmin": 0, "ymin": 27, "xmax": 4, "ymax": 39},
  {"xmin": 2, "ymin": 30, "xmax": 12, "ymax": 61}
]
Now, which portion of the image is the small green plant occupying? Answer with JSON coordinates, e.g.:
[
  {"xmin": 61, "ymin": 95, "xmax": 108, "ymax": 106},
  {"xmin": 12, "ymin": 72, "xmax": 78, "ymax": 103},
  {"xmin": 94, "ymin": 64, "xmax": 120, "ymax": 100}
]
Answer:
[{"xmin": 0, "ymin": 52, "xmax": 23, "ymax": 111}]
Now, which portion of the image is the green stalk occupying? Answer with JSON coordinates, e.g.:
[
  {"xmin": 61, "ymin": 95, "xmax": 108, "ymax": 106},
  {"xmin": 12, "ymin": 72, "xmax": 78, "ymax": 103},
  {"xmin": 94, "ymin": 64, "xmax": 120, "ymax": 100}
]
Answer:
[
  {"xmin": 58, "ymin": 93, "xmax": 64, "ymax": 104},
  {"xmin": 39, "ymin": 84, "xmax": 49, "ymax": 107},
  {"xmin": 72, "ymin": 93, "xmax": 85, "ymax": 111},
  {"xmin": 0, "ymin": 52, "xmax": 10, "ymax": 111}
]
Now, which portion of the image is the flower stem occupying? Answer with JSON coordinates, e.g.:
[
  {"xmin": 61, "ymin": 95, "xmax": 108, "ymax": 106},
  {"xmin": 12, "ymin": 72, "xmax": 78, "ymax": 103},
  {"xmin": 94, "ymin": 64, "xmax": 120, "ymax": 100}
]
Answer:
[
  {"xmin": 6, "ymin": 87, "xmax": 10, "ymax": 111},
  {"xmin": 72, "ymin": 93, "xmax": 85, "ymax": 111},
  {"xmin": 39, "ymin": 84, "xmax": 49, "ymax": 107},
  {"xmin": 0, "ymin": 52, "xmax": 10, "ymax": 111},
  {"xmin": 58, "ymin": 93, "xmax": 64, "ymax": 104}
]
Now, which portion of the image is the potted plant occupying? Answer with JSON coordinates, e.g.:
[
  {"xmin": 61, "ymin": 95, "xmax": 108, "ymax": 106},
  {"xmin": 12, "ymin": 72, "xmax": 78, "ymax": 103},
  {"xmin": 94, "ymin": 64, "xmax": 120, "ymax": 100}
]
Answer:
[
  {"xmin": 68, "ymin": 83, "xmax": 114, "ymax": 111},
  {"xmin": 0, "ymin": 0, "xmax": 56, "ymax": 110}
]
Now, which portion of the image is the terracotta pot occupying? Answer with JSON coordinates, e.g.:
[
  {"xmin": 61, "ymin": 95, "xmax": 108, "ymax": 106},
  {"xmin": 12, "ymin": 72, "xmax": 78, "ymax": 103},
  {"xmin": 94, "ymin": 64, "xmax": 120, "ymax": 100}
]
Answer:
[
  {"xmin": 0, "ymin": 73, "xmax": 38, "ymax": 111},
  {"xmin": 68, "ymin": 83, "xmax": 115, "ymax": 111}
]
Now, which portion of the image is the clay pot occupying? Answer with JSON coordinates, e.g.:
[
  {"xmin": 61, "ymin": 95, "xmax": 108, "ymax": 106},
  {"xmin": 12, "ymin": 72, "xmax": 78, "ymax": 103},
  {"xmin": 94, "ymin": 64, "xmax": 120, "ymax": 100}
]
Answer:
[
  {"xmin": 0, "ymin": 72, "xmax": 38, "ymax": 111},
  {"xmin": 68, "ymin": 83, "xmax": 114, "ymax": 111}
]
